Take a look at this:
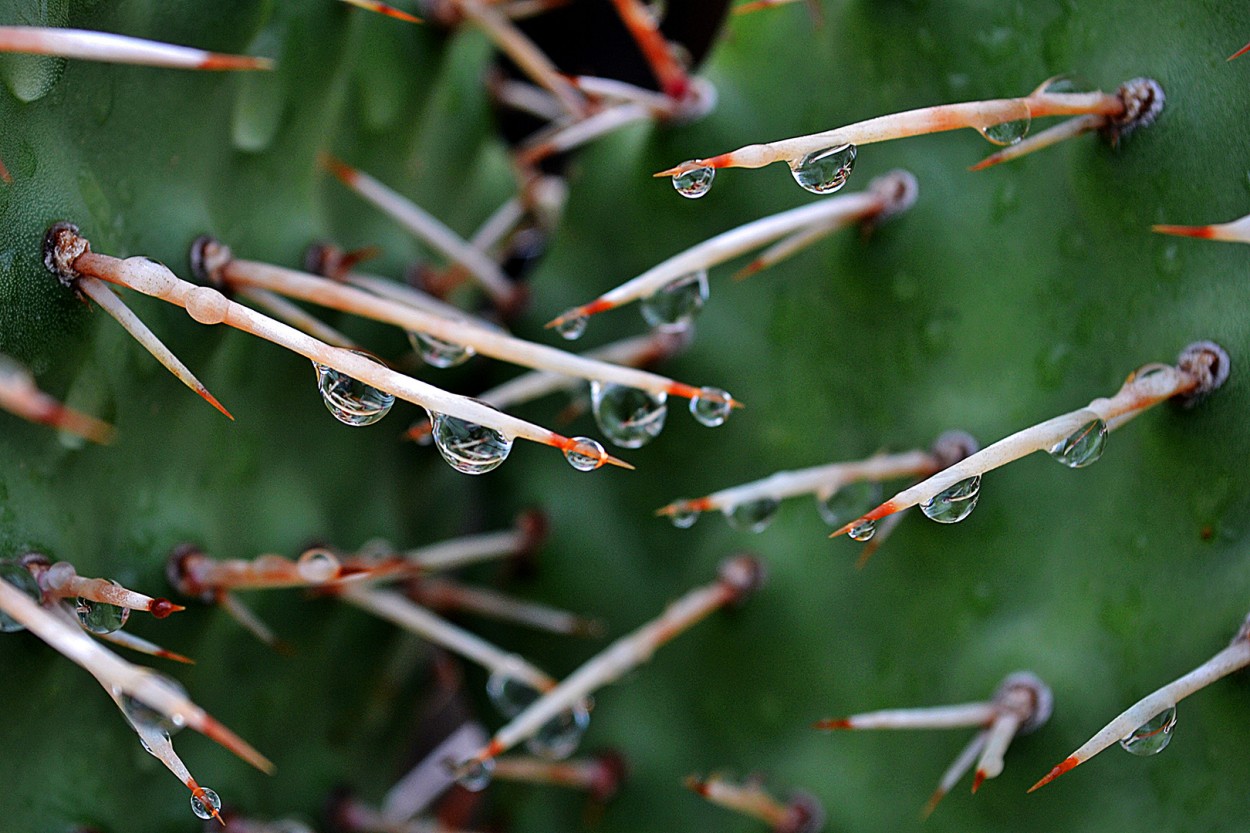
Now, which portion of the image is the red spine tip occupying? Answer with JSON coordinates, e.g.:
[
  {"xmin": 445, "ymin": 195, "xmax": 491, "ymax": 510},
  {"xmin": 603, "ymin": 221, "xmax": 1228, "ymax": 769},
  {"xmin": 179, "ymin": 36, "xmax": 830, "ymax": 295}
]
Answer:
[
  {"xmin": 1027, "ymin": 757, "xmax": 1078, "ymax": 793},
  {"xmin": 971, "ymin": 770, "xmax": 986, "ymax": 793},
  {"xmin": 812, "ymin": 718, "xmax": 851, "ymax": 730},
  {"xmin": 148, "ymin": 598, "xmax": 183, "ymax": 618},
  {"xmin": 1151, "ymin": 224, "xmax": 1215, "ymax": 239}
]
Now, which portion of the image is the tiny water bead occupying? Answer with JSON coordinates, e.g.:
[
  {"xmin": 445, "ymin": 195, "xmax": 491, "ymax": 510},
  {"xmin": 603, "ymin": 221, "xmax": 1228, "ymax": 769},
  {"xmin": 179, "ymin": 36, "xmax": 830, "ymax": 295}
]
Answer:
[
  {"xmin": 672, "ymin": 164, "xmax": 715, "ymax": 198},
  {"xmin": 977, "ymin": 102, "xmax": 1031, "ymax": 146},
  {"xmin": 725, "ymin": 498, "xmax": 781, "ymax": 533},
  {"xmin": 817, "ymin": 481, "xmax": 884, "ymax": 528},
  {"xmin": 590, "ymin": 382, "xmax": 668, "ymax": 449},
  {"xmin": 296, "ymin": 549, "xmax": 340, "ymax": 583},
  {"xmin": 789, "ymin": 143, "xmax": 857, "ymax": 195},
  {"xmin": 486, "ymin": 667, "xmax": 591, "ymax": 760},
  {"xmin": 190, "ymin": 787, "xmax": 222, "ymax": 821},
  {"xmin": 640, "ymin": 271, "xmax": 709, "ymax": 332},
  {"xmin": 1119, "ymin": 705, "xmax": 1177, "ymax": 756},
  {"xmin": 408, "ymin": 331, "xmax": 475, "ymax": 368},
  {"xmin": 456, "ymin": 758, "xmax": 495, "ymax": 792},
  {"xmin": 564, "ymin": 436, "xmax": 608, "ymax": 471},
  {"xmin": 555, "ymin": 312, "xmax": 588, "ymax": 341},
  {"xmin": 920, "ymin": 475, "xmax": 982, "ymax": 524},
  {"xmin": 1048, "ymin": 417, "xmax": 1108, "ymax": 468},
  {"xmin": 848, "ymin": 519, "xmax": 877, "ymax": 542},
  {"xmin": 430, "ymin": 412, "xmax": 514, "ymax": 475},
  {"xmin": 75, "ymin": 592, "xmax": 129, "ymax": 635},
  {"xmin": 0, "ymin": 560, "xmax": 42, "ymax": 633},
  {"xmin": 669, "ymin": 504, "xmax": 700, "ymax": 529},
  {"xmin": 314, "ymin": 352, "xmax": 395, "ymax": 426},
  {"xmin": 689, "ymin": 387, "xmax": 733, "ymax": 427}
]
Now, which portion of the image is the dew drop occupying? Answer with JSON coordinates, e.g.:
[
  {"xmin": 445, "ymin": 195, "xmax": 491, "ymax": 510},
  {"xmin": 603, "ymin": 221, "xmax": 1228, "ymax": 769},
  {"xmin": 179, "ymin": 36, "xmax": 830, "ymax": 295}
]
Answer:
[
  {"xmin": 789, "ymin": 144, "xmax": 857, "ymax": 194},
  {"xmin": 555, "ymin": 312, "xmax": 588, "ymax": 341},
  {"xmin": 456, "ymin": 758, "xmax": 495, "ymax": 792},
  {"xmin": 848, "ymin": 519, "xmax": 877, "ymax": 541},
  {"xmin": 920, "ymin": 475, "xmax": 981, "ymax": 524},
  {"xmin": 296, "ymin": 549, "xmax": 340, "ymax": 584},
  {"xmin": 640, "ymin": 271, "xmax": 709, "ymax": 332},
  {"xmin": 688, "ymin": 387, "xmax": 733, "ymax": 427},
  {"xmin": 430, "ymin": 413, "xmax": 513, "ymax": 475},
  {"xmin": 725, "ymin": 498, "xmax": 781, "ymax": 533},
  {"xmin": 564, "ymin": 436, "xmax": 608, "ymax": 471},
  {"xmin": 120, "ymin": 674, "xmax": 189, "ymax": 737},
  {"xmin": 315, "ymin": 352, "xmax": 395, "ymax": 427},
  {"xmin": 75, "ymin": 591, "xmax": 130, "ymax": 635},
  {"xmin": 1119, "ymin": 705, "xmax": 1176, "ymax": 756},
  {"xmin": 977, "ymin": 103, "xmax": 1032, "ymax": 146},
  {"xmin": 485, "ymin": 664, "xmax": 591, "ymax": 760},
  {"xmin": 590, "ymin": 382, "xmax": 668, "ymax": 449},
  {"xmin": 486, "ymin": 659, "xmax": 537, "ymax": 716},
  {"xmin": 0, "ymin": 560, "xmax": 42, "ymax": 633},
  {"xmin": 190, "ymin": 787, "xmax": 222, "ymax": 820},
  {"xmin": 409, "ymin": 331, "xmax": 475, "ymax": 368},
  {"xmin": 816, "ymin": 481, "xmax": 884, "ymax": 528},
  {"xmin": 669, "ymin": 503, "xmax": 700, "ymax": 529},
  {"xmin": 1048, "ymin": 417, "xmax": 1108, "ymax": 468},
  {"xmin": 672, "ymin": 164, "xmax": 715, "ymax": 198}
]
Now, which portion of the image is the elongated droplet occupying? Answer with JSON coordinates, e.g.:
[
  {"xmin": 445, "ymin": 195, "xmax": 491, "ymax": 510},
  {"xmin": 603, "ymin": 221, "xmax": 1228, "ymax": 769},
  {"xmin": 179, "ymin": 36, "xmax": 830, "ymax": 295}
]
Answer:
[
  {"xmin": 76, "ymin": 590, "xmax": 130, "ymax": 635},
  {"xmin": 1048, "ymin": 417, "xmax": 1108, "ymax": 468},
  {"xmin": 120, "ymin": 674, "xmax": 189, "ymax": 736},
  {"xmin": 640, "ymin": 270, "xmax": 709, "ymax": 332},
  {"xmin": 920, "ymin": 475, "xmax": 981, "ymax": 524},
  {"xmin": 564, "ymin": 436, "xmax": 608, "ymax": 471},
  {"xmin": 555, "ymin": 312, "xmax": 588, "ymax": 341},
  {"xmin": 1119, "ymin": 705, "xmax": 1177, "ymax": 756},
  {"xmin": 689, "ymin": 387, "xmax": 733, "ymax": 427},
  {"xmin": 789, "ymin": 144, "xmax": 857, "ymax": 194},
  {"xmin": 590, "ymin": 382, "xmax": 668, "ymax": 448},
  {"xmin": 315, "ymin": 352, "xmax": 395, "ymax": 426},
  {"xmin": 848, "ymin": 519, "xmax": 877, "ymax": 541},
  {"xmin": 817, "ymin": 481, "xmax": 884, "ymax": 528},
  {"xmin": 0, "ymin": 561, "xmax": 43, "ymax": 633},
  {"xmin": 725, "ymin": 497, "xmax": 781, "ymax": 533},
  {"xmin": 409, "ymin": 331, "xmax": 475, "ymax": 368},
  {"xmin": 670, "ymin": 502, "xmax": 700, "ymax": 529},
  {"xmin": 191, "ymin": 787, "xmax": 222, "ymax": 820},
  {"xmin": 430, "ymin": 413, "xmax": 513, "ymax": 474},
  {"xmin": 673, "ymin": 165, "xmax": 714, "ymax": 198},
  {"xmin": 977, "ymin": 103, "xmax": 1032, "ymax": 146},
  {"xmin": 456, "ymin": 758, "xmax": 495, "ymax": 792}
]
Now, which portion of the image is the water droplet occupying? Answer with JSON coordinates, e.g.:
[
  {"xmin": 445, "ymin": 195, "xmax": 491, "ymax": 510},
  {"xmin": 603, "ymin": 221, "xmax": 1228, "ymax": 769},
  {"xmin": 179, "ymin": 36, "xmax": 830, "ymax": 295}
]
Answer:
[
  {"xmin": 640, "ymin": 271, "xmax": 709, "ymax": 332},
  {"xmin": 724, "ymin": 498, "xmax": 780, "ymax": 533},
  {"xmin": 487, "ymin": 659, "xmax": 537, "ymax": 716},
  {"xmin": 315, "ymin": 352, "xmax": 395, "ymax": 427},
  {"xmin": 409, "ymin": 331, "xmax": 476, "ymax": 368},
  {"xmin": 555, "ymin": 312, "xmax": 588, "ymax": 341},
  {"xmin": 920, "ymin": 476, "xmax": 981, "ymax": 524},
  {"xmin": 296, "ymin": 549, "xmax": 340, "ymax": 583},
  {"xmin": 977, "ymin": 103, "xmax": 1032, "ymax": 146},
  {"xmin": 430, "ymin": 413, "xmax": 513, "ymax": 474},
  {"xmin": 590, "ymin": 382, "xmax": 668, "ymax": 448},
  {"xmin": 486, "ymin": 664, "xmax": 591, "ymax": 759},
  {"xmin": 789, "ymin": 144, "xmax": 857, "ymax": 194},
  {"xmin": 564, "ymin": 436, "xmax": 608, "ymax": 471},
  {"xmin": 120, "ymin": 674, "xmax": 189, "ymax": 736},
  {"xmin": 672, "ymin": 165, "xmax": 714, "ymax": 198},
  {"xmin": 689, "ymin": 387, "xmax": 733, "ymax": 427},
  {"xmin": 0, "ymin": 560, "xmax": 42, "ymax": 633},
  {"xmin": 0, "ymin": 52, "xmax": 65, "ymax": 103},
  {"xmin": 1048, "ymin": 417, "xmax": 1108, "ymax": 468},
  {"xmin": 817, "ymin": 481, "xmax": 884, "ymax": 528},
  {"xmin": 669, "ymin": 503, "xmax": 699, "ymax": 529},
  {"xmin": 75, "ymin": 590, "xmax": 130, "ymax": 635},
  {"xmin": 848, "ymin": 520, "xmax": 877, "ymax": 541},
  {"xmin": 191, "ymin": 787, "xmax": 222, "ymax": 820},
  {"xmin": 1119, "ymin": 705, "xmax": 1176, "ymax": 756},
  {"xmin": 231, "ymin": 22, "xmax": 288, "ymax": 152},
  {"xmin": 456, "ymin": 758, "xmax": 495, "ymax": 792}
]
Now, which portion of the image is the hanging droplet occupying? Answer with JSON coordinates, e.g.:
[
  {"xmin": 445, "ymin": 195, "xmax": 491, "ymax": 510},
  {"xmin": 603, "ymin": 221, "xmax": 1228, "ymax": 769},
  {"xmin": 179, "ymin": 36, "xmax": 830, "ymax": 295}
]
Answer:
[
  {"xmin": 75, "ymin": 590, "xmax": 130, "ymax": 635},
  {"xmin": 564, "ymin": 436, "xmax": 608, "ymax": 471},
  {"xmin": 817, "ymin": 481, "xmax": 884, "ymax": 528},
  {"xmin": 528, "ymin": 701, "xmax": 591, "ymax": 760},
  {"xmin": 456, "ymin": 758, "xmax": 496, "ymax": 792},
  {"xmin": 120, "ymin": 674, "xmax": 189, "ymax": 737},
  {"xmin": 689, "ymin": 387, "xmax": 733, "ymax": 427},
  {"xmin": 590, "ymin": 382, "xmax": 668, "ymax": 449},
  {"xmin": 672, "ymin": 165, "xmax": 715, "ymax": 198},
  {"xmin": 487, "ymin": 658, "xmax": 539, "ymax": 717},
  {"xmin": 977, "ymin": 102, "xmax": 1032, "ymax": 146},
  {"xmin": 724, "ymin": 498, "xmax": 781, "ymax": 533},
  {"xmin": 0, "ymin": 560, "xmax": 43, "ymax": 633},
  {"xmin": 848, "ymin": 519, "xmax": 877, "ymax": 541},
  {"xmin": 430, "ymin": 413, "xmax": 514, "ymax": 475},
  {"xmin": 669, "ymin": 503, "xmax": 700, "ymax": 529},
  {"xmin": 315, "ymin": 352, "xmax": 395, "ymax": 426},
  {"xmin": 1048, "ymin": 417, "xmax": 1108, "ymax": 468},
  {"xmin": 640, "ymin": 271, "xmax": 709, "ymax": 332},
  {"xmin": 1119, "ymin": 705, "xmax": 1177, "ymax": 756},
  {"xmin": 789, "ymin": 144, "xmax": 857, "ymax": 194},
  {"xmin": 920, "ymin": 475, "xmax": 982, "ymax": 524},
  {"xmin": 190, "ymin": 787, "xmax": 222, "ymax": 820},
  {"xmin": 555, "ymin": 312, "xmax": 588, "ymax": 341},
  {"xmin": 409, "ymin": 331, "xmax": 476, "ymax": 368}
]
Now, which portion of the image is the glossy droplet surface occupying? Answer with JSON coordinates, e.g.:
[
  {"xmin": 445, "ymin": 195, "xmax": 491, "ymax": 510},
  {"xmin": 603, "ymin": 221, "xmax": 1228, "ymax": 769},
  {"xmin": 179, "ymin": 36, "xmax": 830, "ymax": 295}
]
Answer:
[
  {"xmin": 487, "ymin": 658, "xmax": 539, "ymax": 716},
  {"xmin": 0, "ymin": 561, "xmax": 42, "ymax": 633},
  {"xmin": 977, "ymin": 102, "xmax": 1032, "ymax": 146},
  {"xmin": 920, "ymin": 475, "xmax": 981, "ymax": 524},
  {"xmin": 431, "ymin": 413, "xmax": 513, "ymax": 475},
  {"xmin": 672, "ymin": 165, "xmax": 714, "ymax": 198},
  {"xmin": 296, "ymin": 549, "xmax": 340, "ymax": 583},
  {"xmin": 590, "ymin": 382, "xmax": 668, "ymax": 449},
  {"xmin": 1119, "ymin": 705, "xmax": 1177, "ymax": 756},
  {"xmin": 640, "ymin": 271, "xmax": 709, "ymax": 332},
  {"xmin": 669, "ymin": 503, "xmax": 699, "ymax": 529},
  {"xmin": 789, "ymin": 143, "xmax": 857, "ymax": 194},
  {"xmin": 457, "ymin": 758, "xmax": 495, "ymax": 792},
  {"xmin": 848, "ymin": 520, "xmax": 877, "ymax": 541},
  {"xmin": 555, "ymin": 312, "xmax": 588, "ymax": 341},
  {"xmin": 190, "ymin": 787, "xmax": 222, "ymax": 820},
  {"xmin": 725, "ymin": 498, "xmax": 781, "ymax": 533},
  {"xmin": 75, "ymin": 593, "xmax": 129, "ymax": 635},
  {"xmin": 817, "ymin": 481, "xmax": 883, "ymax": 528},
  {"xmin": 689, "ymin": 387, "xmax": 733, "ymax": 427},
  {"xmin": 409, "ymin": 331, "xmax": 475, "ymax": 368},
  {"xmin": 315, "ymin": 352, "xmax": 395, "ymax": 426},
  {"xmin": 486, "ymin": 665, "xmax": 590, "ymax": 759},
  {"xmin": 121, "ymin": 674, "xmax": 188, "ymax": 737},
  {"xmin": 1048, "ymin": 417, "xmax": 1108, "ymax": 468},
  {"xmin": 564, "ymin": 436, "xmax": 607, "ymax": 471}
]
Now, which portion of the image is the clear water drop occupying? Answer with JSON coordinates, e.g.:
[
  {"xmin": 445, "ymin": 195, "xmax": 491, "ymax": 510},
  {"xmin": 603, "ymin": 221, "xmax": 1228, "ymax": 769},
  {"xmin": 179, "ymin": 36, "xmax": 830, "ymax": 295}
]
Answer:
[
  {"xmin": 848, "ymin": 520, "xmax": 877, "ymax": 541},
  {"xmin": 672, "ymin": 165, "xmax": 714, "ymax": 198},
  {"xmin": 75, "ymin": 590, "xmax": 130, "ymax": 635},
  {"xmin": 724, "ymin": 498, "xmax": 781, "ymax": 533},
  {"xmin": 564, "ymin": 436, "xmax": 608, "ymax": 471},
  {"xmin": 977, "ymin": 103, "xmax": 1032, "ymax": 146},
  {"xmin": 689, "ymin": 387, "xmax": 733, "ymax": 427},
  {"xmin": 640, "ymin": 271, "xmax": 709, "ymax": 332},
  {"xmin": 430, "ymin": 413, "xmax": 513, "ymax": 475},
  {"xmin": 1119, "ymin": 705, "xmax": 1177, "ymax": 756},
  {"xmin": 456, "ymin": 757, "xmax": 495, "ymax": 792},
  {"xmin": 296, "ymin": 549, "xmax": 340, "ymax": 583},
  {"xmin": 409, "ymin": 331, "xmax": 475, "ymax": 368},
  {"xmin": 190, "ymin": 787, "xmax": 222, "ymax": 820},
  {"xmin": 1048, "ymin": 417, "xmax": 1108, "ymax": 468},
  {"xmin": 555, "ymin": 312, "xmax": 588, "ymax": 341},
  {"xmin": 121, "ymin": 674, "xmax": 189, "ymax": 737},
  {"xmin": 0, "ymin": 561, "xmax": 42, "ymax": 633},
  {"xmin": 315, "ymin": 352, "xmax": 395, "ymax": 426},
  {"xmin": 487, "ymin": 658, "xmax": 538, "ymax": 716},
  {"xmin": 669, "ymin": 503, "xmax": 699, "ymax": 529},
  {"xmin": 485, "ymin": 665, "xmax": 590, "ymax": 760},
  {"xmin": 920, "ymin": 475, "xmax": 981, "ymax": 524},
  {"xmin": 590, "ymin": 382, "xmax": 668, "ymax": 448},
  {"xmin": 816, "ymin": 481, "xmax": 884, "ymax": 528},
  {"xmin": 789, "ymin": 144, "xmax": 857, "ymax": 194}
]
